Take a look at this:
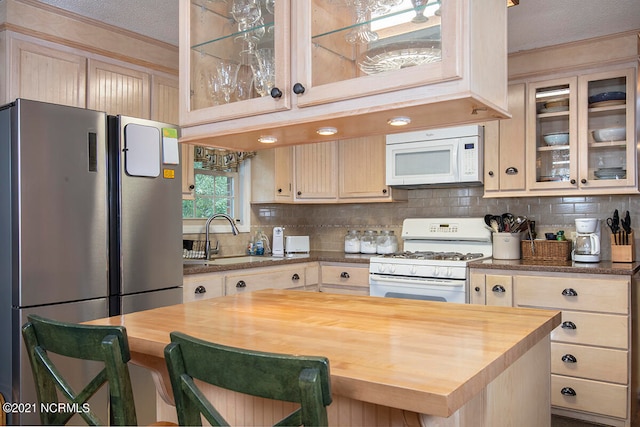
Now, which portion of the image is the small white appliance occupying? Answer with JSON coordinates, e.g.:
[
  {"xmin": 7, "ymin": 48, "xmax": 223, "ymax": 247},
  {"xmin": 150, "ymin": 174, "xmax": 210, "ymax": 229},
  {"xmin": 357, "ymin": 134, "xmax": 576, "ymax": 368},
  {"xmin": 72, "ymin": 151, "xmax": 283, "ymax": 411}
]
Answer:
[
  {"xmin": 386, "ymin": 125, "xmax": 484, "ymax": 187},
  {"xmin": 369, "ymin": 218, "xmax": 492, "ymax": 303},
  {"xmin": 285, "ymin": 236, "xmax": 310, "ymax": 254},
  {"xmin": 272, "ymin": 227, "xmax": 284, "ymax": 257},
  {"xmin": 572, "ymin": 218, "xmax": 601, "ymax": 263}
]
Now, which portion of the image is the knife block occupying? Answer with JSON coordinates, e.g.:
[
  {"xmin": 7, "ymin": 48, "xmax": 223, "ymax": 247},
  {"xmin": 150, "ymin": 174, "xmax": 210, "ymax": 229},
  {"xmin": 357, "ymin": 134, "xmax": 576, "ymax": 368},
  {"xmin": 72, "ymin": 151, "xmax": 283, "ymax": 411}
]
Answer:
[{"xmin": 611, "ymin": 232, "xmax": 635, "ymax": 262}]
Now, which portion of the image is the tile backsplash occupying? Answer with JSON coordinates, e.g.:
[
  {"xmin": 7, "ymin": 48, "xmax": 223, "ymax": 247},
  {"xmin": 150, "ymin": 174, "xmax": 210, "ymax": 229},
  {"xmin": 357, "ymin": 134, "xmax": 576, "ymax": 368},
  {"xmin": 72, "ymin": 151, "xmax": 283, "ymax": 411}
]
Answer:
[{"xmin": 248, "ymin": 187, "xmax": 639, "ymax": 261}]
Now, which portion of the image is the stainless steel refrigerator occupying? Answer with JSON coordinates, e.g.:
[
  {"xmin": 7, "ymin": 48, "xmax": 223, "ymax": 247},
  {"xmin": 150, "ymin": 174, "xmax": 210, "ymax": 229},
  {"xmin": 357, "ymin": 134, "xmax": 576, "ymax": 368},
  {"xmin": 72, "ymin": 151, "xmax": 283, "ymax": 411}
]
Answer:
[{"xmin": 0, "ymin": 99, "xmax": 183, "ymax": 425}]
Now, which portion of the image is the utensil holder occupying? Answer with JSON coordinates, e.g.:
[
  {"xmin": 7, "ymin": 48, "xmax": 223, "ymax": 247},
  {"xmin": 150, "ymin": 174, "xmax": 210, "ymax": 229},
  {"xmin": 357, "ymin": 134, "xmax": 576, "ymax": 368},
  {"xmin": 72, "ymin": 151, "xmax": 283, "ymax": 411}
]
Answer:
[
  {"xmin": 492, "ymin": 232, "xmax": 522, "ymax": 260},
  {"xmin": 611, "ymin": 232, "xmax": 635, "ymax": 262}
]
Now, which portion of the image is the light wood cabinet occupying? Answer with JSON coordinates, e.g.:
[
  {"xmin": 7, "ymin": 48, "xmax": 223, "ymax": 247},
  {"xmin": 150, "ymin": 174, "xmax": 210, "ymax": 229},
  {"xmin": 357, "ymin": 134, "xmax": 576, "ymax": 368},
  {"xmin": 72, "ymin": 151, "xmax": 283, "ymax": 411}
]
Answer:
[
  {"xmin": 294, "ymin": 142, "xmax": 338, "ymax": 201},
  {"xmin": 183, "ymin": 272, "xmax": 224, "ymax": 302},
  {"xmin": 6, "ymin": 37, "xmax": 86, "ymax": 107},
  {"xmin": 224, "ymin": 263, "xmax": 312, "ymax": 295},
  {"xmin": 178, "ymin": 0, "xmax": 508, "ymax": 151},
  {"xmin": 472, "ymin": 268, "xmax": 637, "ymax": 426},
  {"xmin": 251, "ymin": 146, "xmax": 294, "ymax": 203},
  {"xmin": 483, "ymin": 83, "xmax": 526, "ymax": 195},
  {"xmin": 338, "ymin": 136, "xmax": 396, "ymax": 200},
  {"xmin": 319, "ymin": 263, "xmax": 369, "ymax": 296}
]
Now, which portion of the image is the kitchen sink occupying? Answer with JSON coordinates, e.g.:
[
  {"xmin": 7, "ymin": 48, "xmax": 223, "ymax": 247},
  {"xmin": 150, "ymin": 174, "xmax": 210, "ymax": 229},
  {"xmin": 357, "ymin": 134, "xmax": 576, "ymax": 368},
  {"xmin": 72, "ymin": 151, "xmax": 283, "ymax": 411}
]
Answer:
[{"xmin": 183, "ymin": 255, "xmax": 309, "ymax": 266}]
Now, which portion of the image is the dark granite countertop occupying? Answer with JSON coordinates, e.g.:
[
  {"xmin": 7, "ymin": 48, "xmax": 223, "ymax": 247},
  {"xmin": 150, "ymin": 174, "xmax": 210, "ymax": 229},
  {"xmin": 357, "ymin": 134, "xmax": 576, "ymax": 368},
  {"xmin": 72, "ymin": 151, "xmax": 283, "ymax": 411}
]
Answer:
[
  {"xmin": 469, "ymin": 258, "xmax": 640, "ymax": 275},
  {"xmin": 183, "ymin": 251, "xmax": 373, "ymax": 275}
]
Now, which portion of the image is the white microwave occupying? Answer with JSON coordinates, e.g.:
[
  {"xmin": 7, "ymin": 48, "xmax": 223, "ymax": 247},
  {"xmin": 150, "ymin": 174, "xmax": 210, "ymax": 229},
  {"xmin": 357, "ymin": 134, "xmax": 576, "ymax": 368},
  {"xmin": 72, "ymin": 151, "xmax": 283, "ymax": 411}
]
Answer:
[{"xmin": 386, "ymin": 125, "xmax": 484, "ymax": 187}]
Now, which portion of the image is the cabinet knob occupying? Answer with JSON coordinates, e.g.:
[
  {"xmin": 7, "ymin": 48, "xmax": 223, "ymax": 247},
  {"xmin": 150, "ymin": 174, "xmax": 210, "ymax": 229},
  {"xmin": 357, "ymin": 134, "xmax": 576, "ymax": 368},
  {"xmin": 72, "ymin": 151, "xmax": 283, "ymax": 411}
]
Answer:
[
  {"xmin": 561, "ymin": 354, "xmax": 577, "ymax": 364},
  {"xmin": 382, "ymin": 188, "xmax": 387, "ymax": 194},
  {"xmin": 292, "ymin": 273, "xmax": 300, "ymax": 281},
  {"xmin": 560, "ymin": 387, "xmax": 577, "ymax": 397},
  {"xmin": 581, "ymin": 178, "xmax": 587, "ymax": 184},
  {"xmin": 297, "ymin": 191, "xmax": 302, "ymax": 196},
  {"xmin": 340, "ymin": 271, "xmax": 350, "ymax": 279},
  {"xmin": 505, "ymin": 167, "xmax": 518, "ymax": 175},
  {"xmin": 270, "ymin": 87, "xmax": 283, "ymax": 98},
  {"xmin": 562, "ymin": 288, "xmax": 578, "ymax": 297},
  {"xmin": 561, "ymin": 321, "xmax": 577, "ymax": 330},
  {"xmin": 236, "ymin": 280, "xmax": 247, "ymax": 288},
  {"xmin": 488, "ymin": 170, "xmax": 494, "ymax": 177},
  {"xmin": 277, "ymin": 188, "xmax": 283, "ymax": 193},
  {"xmin": 474, "ymin": 286, "xmax": 481, "ymax": 292},
  {"xmin": 292, "ymin": 83, "xmax": 305, "ymax": 95},
  {"xmin": 570, "ymin": 179, "xmax": 576, "ymax": 185},
  {"xmin": 189, "ymin": 184, "xmax": 195, "ymax": 190},
  {"xmin": 194, "ymin": 285, "xmax": 206, "ymax": 294},
  {"xmin": 491, "ymin": 284, "xmax": 506, "ymax": 293}
]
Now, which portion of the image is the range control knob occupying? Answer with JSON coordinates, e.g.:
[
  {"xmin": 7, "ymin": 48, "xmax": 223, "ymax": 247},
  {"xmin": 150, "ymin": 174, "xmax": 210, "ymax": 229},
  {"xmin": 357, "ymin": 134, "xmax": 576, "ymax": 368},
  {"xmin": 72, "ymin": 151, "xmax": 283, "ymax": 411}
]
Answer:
[
  {"xmin": 433, "ymin": 266, "xmax": 441, "ymax": 277},
  {"xmin": 410, "ymin": 265, "xmax": 418, "ymax": 275},
  {"xmin": 388, "ymin": 264, "xmax": 396, "ymax": 274},
  {"xmin": 377, "ymin": 264, "xmax": 386, "ymax": 273}
]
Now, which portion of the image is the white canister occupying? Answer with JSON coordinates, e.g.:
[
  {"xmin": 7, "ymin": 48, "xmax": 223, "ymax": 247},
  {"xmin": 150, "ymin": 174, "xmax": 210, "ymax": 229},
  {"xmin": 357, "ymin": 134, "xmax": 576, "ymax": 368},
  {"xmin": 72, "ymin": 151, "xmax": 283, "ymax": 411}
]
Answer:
[{"xmin": 492, "ymin": 232, "xmax": 522, "ymax": 260}]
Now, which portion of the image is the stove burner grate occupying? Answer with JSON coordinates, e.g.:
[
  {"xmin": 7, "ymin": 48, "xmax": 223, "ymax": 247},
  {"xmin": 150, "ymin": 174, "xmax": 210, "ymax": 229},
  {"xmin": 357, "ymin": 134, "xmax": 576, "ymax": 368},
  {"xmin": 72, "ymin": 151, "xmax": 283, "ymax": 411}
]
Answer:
[{"xmin": 382, "ymin": 251, "xmax": 485, "ymax": 261}]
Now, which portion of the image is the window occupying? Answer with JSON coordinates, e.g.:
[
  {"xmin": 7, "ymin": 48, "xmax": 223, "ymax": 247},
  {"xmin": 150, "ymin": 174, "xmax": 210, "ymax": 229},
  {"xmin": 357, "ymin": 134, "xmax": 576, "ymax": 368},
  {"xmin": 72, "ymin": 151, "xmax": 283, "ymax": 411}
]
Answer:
[{"xmin": 182, "ymin": 169, "xmax": 238, "ymax": 219}]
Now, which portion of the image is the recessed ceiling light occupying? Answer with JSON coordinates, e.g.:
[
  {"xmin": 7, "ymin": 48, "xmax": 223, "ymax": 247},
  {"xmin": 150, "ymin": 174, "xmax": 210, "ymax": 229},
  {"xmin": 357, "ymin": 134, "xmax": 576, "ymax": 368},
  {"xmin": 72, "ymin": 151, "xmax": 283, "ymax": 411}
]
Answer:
[
  {"xmin": 316, "ymin": 127, "xmax": 338, "ymax": 136},
  {"xmin": 387, "ymin": 116, "xmax": 412, "ymax": 126},
  {"xmin": 258, "ymin": 135, "xmax": 277, "ymax": 144}
]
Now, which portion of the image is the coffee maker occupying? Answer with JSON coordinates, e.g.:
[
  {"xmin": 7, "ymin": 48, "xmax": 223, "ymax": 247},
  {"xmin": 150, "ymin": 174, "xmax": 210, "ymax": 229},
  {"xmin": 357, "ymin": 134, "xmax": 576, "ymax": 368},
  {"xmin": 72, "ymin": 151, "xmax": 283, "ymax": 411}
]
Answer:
[{"xmin": 572, "ymin": 218, "xmax": 601, "ymax": 263}]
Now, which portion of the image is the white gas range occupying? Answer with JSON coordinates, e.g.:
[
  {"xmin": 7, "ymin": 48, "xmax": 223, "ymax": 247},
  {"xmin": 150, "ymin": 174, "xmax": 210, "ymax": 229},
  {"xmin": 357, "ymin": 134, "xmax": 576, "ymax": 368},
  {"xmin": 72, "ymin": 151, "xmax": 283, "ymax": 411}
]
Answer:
[{"xmin": 369, "ymin": 218, "xmax": 492, "ymax": 303}]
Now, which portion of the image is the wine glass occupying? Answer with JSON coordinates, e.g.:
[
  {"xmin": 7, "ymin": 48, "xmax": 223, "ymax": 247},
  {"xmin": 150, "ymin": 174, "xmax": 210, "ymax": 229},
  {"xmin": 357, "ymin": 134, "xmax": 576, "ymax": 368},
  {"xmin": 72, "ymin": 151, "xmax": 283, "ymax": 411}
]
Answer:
[
  {"xmin": 265, "ymin": 0, "xmax": 275, "ymax": 14},
  {"xmin": 206, "ymin": 70, "xmax": 222, "ymax": 106},
  {"xmin": 344, "ymin": 0, "xmax": 379, "ymax": 44},
  {"xmin": 410, "ymin": 0, "xmax": 429, "ymax": 23},
  {"xmin": 230, "ymin": 0, "xmax": 262, "ymax": 31},
  {"xmin": 216, "ymin": 61, "xmax": 240, "ymax": 103},
  {"xmin": 251, "ymin": 48, "xmax": 275, "ymax": 97}
]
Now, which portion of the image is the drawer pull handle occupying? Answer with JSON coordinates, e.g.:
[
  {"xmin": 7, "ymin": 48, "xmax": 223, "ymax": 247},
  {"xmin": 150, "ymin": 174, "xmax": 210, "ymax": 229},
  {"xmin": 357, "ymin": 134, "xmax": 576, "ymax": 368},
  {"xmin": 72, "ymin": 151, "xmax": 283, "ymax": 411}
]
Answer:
[
  {"xmin": 492, "ymin": 285, "xmax": 506, "ymax": 293},
  {"xmin": 292, "ymin": 273, "xmax": 300, "ymax": 281},
  {"xmin": 561, "ymin": 321, "xmax": 577, "ymax": 330},
  {"xmin": 562, "ymin": 288, "xmax": 578, "ymax": 297},
  {"xmin": 236, "ymin": 280, "xmax": 247, "ymax": 288},
  {"xmin": 560, "ymin": 387, "xmax": 576, "ymax": 397},
  {"xmin": 194, "ymin": 285, "xmax": 206, "ymax": 294},
  {"xmin": 561, "ymin": 354, "xmax": 577, "ymax": 364},
  {"xmin": 340, "ymin": 272, "xmax": 350, "ymax": 279}
]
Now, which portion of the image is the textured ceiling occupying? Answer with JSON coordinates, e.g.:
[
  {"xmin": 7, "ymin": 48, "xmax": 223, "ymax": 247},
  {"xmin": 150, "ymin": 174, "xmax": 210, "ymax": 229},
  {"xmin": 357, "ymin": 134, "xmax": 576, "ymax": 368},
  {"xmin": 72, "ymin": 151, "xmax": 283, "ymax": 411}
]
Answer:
[{"xmin": 36, "ymin": 0, "xmax": 640, "ymax": 52}]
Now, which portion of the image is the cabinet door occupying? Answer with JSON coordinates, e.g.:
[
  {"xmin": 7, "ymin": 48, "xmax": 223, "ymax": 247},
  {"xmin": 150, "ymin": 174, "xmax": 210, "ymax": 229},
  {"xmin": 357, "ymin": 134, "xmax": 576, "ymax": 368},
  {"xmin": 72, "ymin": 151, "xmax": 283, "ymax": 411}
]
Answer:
[
  {"xmin": 485, "ymin": 275, "xmax": 513, "ymax": 306},
  {"xmin": 87, "ymin": 59, "xmax": 150, "ymax": 118},
  {"xmin": 274, "ymin": 146, "xmax": 293, "ymax": 200},
  {"xmin": 578, "ymin": 68, "xmax": 636, "ymax": 190},
  {"xmin": 181, "ymin": 143, "xmax": 196, "ymax": 198},
  {"xmin": 498, "ymin": 83, "xmax": 526, "ymax": 190},
  {"xmin": 294, "ymin": 141, "xmax": 337, "ymax": 201},
  {"xmin": 9, "ymin": 39, "xmax": 86, "ymax": 107},
  {"xmin": 179, "ymin": 0, "xmax": 291, "ymax": 126},
  {"xmin": 469, "ymin": 272, "xmax": 486, "ymax": 304},
  {"xmin": 151, "ymin": 75, "xmax": 179, "ymax": 124},
  {"xmin": 527, "ymin": 77, "xmax": 578, "ymax": 191},
  {"xmin": 339, "ymin": 136, "xmax": 391, "ymax": 200}
]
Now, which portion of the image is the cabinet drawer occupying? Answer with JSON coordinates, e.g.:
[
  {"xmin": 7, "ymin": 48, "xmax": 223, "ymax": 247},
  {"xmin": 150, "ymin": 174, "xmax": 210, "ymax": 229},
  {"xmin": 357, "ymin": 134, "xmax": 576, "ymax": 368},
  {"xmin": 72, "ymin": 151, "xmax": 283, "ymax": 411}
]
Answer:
[
  {"xmin": 225, "ymin": 267, "xmax": 306, "ymax": 295},
  {"xmin": 551, "ymin": 343, "xmax": 628, "ymax": 384},
  {"xmin": 515, "ymin": 276, "xmax": 628, "ymax": 314},
  {"xmin": 551, "ymin": 311, "xmax": 628, "ymax": 349},
  {"xmin": 551, "ymin": 375, "xmax": 627, "ymax": 419},
  {"xmin": 485, "ymin": 275, "xmax": 513, "ymax": 306},
  {"xmin": 183, "ymin": 274, "xmax": 224, "ymax": 302},
  {"xmin": 321, "ymin": 265, "xmax": 369, "ymax": 287}
]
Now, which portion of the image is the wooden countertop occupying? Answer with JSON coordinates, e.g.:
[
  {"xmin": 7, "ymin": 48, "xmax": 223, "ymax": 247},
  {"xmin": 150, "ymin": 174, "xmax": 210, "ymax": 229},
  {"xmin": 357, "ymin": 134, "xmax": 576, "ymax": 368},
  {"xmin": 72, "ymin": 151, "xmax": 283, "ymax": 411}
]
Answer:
[{"xmin": 86, "ymin": 290, "xmax": 560, "ymax": 417}]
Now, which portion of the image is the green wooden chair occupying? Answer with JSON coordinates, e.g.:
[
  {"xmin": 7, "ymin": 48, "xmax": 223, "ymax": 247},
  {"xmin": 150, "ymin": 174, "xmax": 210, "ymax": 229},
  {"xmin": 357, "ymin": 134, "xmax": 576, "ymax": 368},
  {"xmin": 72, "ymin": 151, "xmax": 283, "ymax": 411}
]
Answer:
[
  {"xmin": 164, "ymin": 331, "xmax": 332, "ymax": 426},
  {"xmin": 21, "ymin": 315, "xmax": 137, "ymax": 426}
]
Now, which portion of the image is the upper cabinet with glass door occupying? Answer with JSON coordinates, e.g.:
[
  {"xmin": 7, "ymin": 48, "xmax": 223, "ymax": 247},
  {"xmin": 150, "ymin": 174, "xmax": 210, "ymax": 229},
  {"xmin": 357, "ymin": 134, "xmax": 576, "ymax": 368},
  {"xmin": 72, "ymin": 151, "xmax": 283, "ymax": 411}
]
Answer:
[
  {"xmin": 179, "ymin": 0, "xmax": 508, "ymax": 150},
  {"xmin": 527, "ymin": 67, "xmax": 636, "ymax": 194},
  {"xmin": 181, "ymin": 0, "xmax": 290, "ymax": 126}
]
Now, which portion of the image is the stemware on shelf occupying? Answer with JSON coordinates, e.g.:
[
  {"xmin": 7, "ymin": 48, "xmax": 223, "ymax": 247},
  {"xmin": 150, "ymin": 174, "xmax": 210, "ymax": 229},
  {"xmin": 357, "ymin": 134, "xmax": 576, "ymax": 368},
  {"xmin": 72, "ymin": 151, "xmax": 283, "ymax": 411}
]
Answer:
[
  {"xmin": 251, "ymin": 48, "xmax": 276, "ymax": 97},
  {"xmin": 230, "ymin": 0, "xmax": 262, "ymax": 31},
  {"xmin": 410, "ymin": 0, "xmax": 429, "ymax": 23},
  {"xmin": 216, "ymin": 60, "xmax": 241, "ymax": 103}
]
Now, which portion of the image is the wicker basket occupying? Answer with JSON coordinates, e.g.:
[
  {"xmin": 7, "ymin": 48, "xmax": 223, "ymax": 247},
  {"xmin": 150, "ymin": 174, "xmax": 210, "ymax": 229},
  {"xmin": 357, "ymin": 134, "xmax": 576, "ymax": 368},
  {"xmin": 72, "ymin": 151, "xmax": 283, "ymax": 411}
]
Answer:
[{"xmin": 521, "ymin": 239, "xmax": 572, "ymax": 261}]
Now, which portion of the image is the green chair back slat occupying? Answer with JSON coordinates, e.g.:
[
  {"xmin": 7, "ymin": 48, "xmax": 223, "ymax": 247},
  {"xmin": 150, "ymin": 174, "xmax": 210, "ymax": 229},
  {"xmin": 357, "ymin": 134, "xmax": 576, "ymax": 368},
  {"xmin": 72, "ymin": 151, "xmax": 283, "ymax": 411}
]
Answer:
[
  {"xmin": 164, "ymin": 331, "xmax": 332, "ymax": 427},
  {"xmin": 21, "ymin": 315, "xmax": 137, "ymax": 426}
]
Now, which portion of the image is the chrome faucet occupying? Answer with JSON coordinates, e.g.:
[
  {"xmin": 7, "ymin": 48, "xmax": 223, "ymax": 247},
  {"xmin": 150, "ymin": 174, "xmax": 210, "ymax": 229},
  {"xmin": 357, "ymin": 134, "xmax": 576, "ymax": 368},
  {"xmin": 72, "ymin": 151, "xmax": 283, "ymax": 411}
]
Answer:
[{"xmin": 205, "ymin": 213, "xmax": 239, "ymax": 259}]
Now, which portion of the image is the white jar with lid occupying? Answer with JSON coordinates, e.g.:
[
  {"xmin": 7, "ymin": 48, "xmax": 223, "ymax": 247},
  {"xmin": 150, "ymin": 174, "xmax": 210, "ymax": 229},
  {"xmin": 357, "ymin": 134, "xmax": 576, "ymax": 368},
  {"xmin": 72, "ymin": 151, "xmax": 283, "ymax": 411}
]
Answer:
[
  {"xmin": 360, "ymin": 230, "xmax": 378, "ymax": 254},
  {"xmin": 344, "ymin": 230, "xmax": 361, "ymax": 253},
  {"xmin": 376, "ymin": 230, "xmax": 398, "ymax": 254}
]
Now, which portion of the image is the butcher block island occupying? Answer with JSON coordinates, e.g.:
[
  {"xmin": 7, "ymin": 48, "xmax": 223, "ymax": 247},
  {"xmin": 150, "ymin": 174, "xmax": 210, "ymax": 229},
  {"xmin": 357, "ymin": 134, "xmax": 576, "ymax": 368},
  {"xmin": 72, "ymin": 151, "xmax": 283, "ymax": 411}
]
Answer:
[{"xmin": 86, "ymin": 290, "xmax": 560, "ymax": 426}]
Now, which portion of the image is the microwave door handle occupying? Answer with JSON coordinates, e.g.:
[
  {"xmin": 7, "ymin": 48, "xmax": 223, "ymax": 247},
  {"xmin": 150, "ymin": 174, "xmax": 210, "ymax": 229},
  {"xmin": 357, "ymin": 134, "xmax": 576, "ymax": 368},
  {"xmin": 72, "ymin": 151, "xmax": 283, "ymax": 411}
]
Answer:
[{"xmin": 452, "ymin": 141, "xmax": 459, "ymax": 177}]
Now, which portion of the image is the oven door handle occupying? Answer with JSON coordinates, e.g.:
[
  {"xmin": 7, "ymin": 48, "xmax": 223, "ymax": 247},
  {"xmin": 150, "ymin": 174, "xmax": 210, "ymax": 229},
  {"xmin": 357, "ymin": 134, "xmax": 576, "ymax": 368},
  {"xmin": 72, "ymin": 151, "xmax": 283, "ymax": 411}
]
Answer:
[{"xmin": 369, "ymin": 275, "xmax": 465, "ymax": 287}]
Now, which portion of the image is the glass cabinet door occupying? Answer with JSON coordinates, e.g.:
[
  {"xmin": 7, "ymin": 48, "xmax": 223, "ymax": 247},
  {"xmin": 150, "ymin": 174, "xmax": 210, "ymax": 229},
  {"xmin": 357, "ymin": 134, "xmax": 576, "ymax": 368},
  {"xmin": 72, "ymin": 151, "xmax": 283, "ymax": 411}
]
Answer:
[
  {"xmin": 527, "ymin": 78, "xmax": 578, "ymax": 189},
  {"xmin": 298, "ymin": 0, "xmax": 459, "ymax": 107},
  {"xmin": 579, "ymin": 68, "xmax": 635, "ymax": 189},
  {"xmin": 183, "ymin": 0, "xmax": 289, "ymax": 124}
]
